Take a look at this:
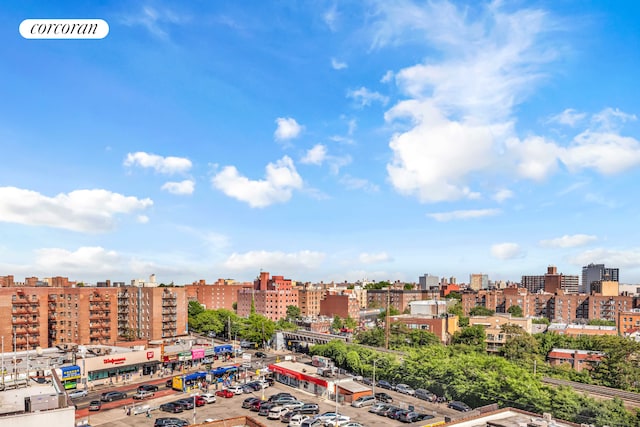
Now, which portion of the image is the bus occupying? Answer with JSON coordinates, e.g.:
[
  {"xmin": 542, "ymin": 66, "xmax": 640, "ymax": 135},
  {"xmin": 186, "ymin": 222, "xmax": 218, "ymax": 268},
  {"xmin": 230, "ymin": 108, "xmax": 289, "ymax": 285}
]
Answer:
[{"xmin": 171, "ymin": 371, "xmax": 208, "ymax": 392}]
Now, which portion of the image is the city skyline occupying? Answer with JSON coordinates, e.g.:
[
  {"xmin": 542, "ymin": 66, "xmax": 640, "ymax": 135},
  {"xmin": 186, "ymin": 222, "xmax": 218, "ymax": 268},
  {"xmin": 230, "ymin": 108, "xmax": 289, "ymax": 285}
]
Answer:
[{"xmin": 1, "ymin": 1, "xmax": 640, "ymax": 284}]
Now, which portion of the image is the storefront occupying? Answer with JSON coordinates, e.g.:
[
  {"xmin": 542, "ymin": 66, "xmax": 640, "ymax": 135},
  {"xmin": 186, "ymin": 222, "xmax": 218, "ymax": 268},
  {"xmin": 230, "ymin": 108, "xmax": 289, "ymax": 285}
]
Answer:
[
  {"xmin": 83, "ymin": 349, "xmax": 161, "ymax": 387},
  {"xmin": 269, "ymin": 362, "xmax": 330, "ymax": 397},
  {"xmin": 58, "ymin": 365, "xmax": 81, "ymax": 390}
]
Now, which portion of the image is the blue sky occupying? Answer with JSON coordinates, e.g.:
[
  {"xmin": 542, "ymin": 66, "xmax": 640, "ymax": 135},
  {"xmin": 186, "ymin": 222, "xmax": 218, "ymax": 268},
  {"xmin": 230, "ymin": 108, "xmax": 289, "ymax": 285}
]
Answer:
[{"xmin": 2, "ymin": 1, "xmax": 640, "ymax": 285}]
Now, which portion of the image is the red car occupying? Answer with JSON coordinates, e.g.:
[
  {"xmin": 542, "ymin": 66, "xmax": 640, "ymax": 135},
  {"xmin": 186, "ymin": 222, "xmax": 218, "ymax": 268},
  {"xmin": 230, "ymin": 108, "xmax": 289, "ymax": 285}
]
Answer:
[
  {"xmin": 215, "ymin": 389, "xmax": 234, "ymax": 398},
  {"xmin": 194, "ymin": 395, "xmax": 206, "ymax": 407}
]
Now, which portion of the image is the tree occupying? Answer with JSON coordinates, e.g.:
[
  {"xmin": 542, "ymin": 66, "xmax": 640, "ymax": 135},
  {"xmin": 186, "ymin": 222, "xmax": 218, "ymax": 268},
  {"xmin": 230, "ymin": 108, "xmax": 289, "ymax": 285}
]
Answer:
[
  {"xmin": 275, "ymin": 318, "xmax": 298, "ymax": 331},
  {"xmin": 507, "ymin": 305, "xmax": 523, "ymax": 317},
  {"xmin": 364, "ymin": 281, "xmax": 391, "ymax": 290},
  {"xmin": 232, "ymin": 302, "xmax": 237, "ymax": 312},
  {"xmin": 331, "ymin": 315, "xmax": 343, "ymax": 332},
  {"xmin": 188, "ymin": 301, "xmax": 205, "ymax": 317},
  {"xmin": 403, "ymin": 283, "xmax": 414, "ymax": 290},
  {"xmin": 451, "ymin": 325, "xmax": 486, "ymax": 350},
  {"xmin": 469, "ymin": 306, "xmax": 495, "ymax": 316},
  {"xmin": 378, "ymin": 307, "xmax": 401, "ymax": 320},
  {"xmin": 286, "ymin": 305, "xmax": 301, "ymax": 321},
  {"xmin": 242, "ymin": 314, "xmax": 275, "ymax": 347},
  {"xmin": 344, "ymin": 316, "xmax": 358, "ymax": 330}
]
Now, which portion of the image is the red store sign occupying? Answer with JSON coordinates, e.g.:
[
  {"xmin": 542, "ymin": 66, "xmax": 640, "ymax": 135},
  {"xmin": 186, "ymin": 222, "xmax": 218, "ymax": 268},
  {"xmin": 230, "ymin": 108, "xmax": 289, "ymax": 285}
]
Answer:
[{"xmin": 103, "ymin": 357, "xmax": 127, "ymax": 365}]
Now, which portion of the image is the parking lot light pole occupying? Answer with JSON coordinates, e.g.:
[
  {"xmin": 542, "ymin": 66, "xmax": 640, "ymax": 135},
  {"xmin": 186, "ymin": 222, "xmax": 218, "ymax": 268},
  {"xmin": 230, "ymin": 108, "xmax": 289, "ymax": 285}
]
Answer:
[{"xmin": 372, "ymin": 359, "xmax": 377, "ymax": 400}]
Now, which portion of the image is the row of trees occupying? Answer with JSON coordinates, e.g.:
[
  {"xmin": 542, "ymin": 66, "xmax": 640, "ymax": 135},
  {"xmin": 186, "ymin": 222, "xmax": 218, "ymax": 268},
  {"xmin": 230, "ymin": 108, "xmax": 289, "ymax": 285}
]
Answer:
[{"xmin": 310, "ymin": 340, "xmax": 640, "ymax": 427}]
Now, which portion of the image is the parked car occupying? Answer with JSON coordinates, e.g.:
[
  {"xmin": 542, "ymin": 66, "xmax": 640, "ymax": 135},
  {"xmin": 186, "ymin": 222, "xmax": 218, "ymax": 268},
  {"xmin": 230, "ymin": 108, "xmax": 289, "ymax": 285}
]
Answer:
[
  {"xmin": 368, "ymin": 403, "xmax": 389, "ymax": 415},
  {"xmin": 281, "ymin": 409, "xmax": 299, "ymax": 423},
  {"xmin": 271, "ymin": 395, "xmax": 299, "ymax": 405},
  {"xmin": 268, "ymin": 392, "xmax": 294, "ymax": 402},
  {"xmin": 255, "ymin": 351, "xmax": 267, "ymax": 358},
  {"xmin": 288, "ymin": 413, "xmax": 310, "ymax": 427},
  {"xmin": 159, "ymin": 402, "xmax": 184, "ymax": 413},
  {"xmin": 282, "ymin": 400, "xmax": 305, "ymax": 410},
  {"xmin": 100, "ymin": 391, "xmax": 127, "ymax": 402},
  {"xmin": 388, "ymin": 408, "xmax": 409, "ymax": 420},
  {"xmin": 88, "ymin": 400, "xmax": 102, "ymax": 411},
  {"xmin": 137, "ymin": 384, "xmax": 159, "ymax": 393},
  {"xmin": 315, "ymin": 412, "xmax": 349, "ymax": 423},
  {"xmin": 415, "ymin": 388, "xmax": 436, "ymax": 402},
  {"xmin": 300, "ymin": 418, "xmax": 324, "ymax": 427},
  {"xmin": 193, "ymin": 395, "xmax": 206, "ymax": 407},
  {"xmin": 240, "ymin": 340, "xmax": 256, "ymax": 349},
  {"xmin": 154, "ymin": 418, "xmax": 189, "ymax": 426},
  {"xmin": 132, "ymin": 390, "xmax": 155, "ymax": 400},
  {"xmin": 245, "ymin": 381, "xmax": 263, "ymax": 391},
  {"xmin": 267, "ymin": 406, "xmax": 290, "ymax": 420},
  {"xmin": 361, "ymin": 377, "xmax": 373, "ymax": 385},
  {"xmin": 297, "ymin": 403, "xmax": 320, "ymax": 415},
  {"xmin": 398, "ymin": 412, "xmax": 435, "ymax": 423},
  {"xmin": 68, "ymin": 389, "xmax": 88, "ymax": 399},
  {"xmin": 374, "ymin": 392, "xmax": 393, "ymax": 403},
  {"xmin": 378, "ymin": 405, "xmax": 400, "ymax": 417},
  {"xmin": 227, "ymin": 385, "xmax": 245, "ymax": 395},
  {"xmin": 395, "ymin": 384, "xmax": 415, "ymax": 396},
  {"xmin": 448, "ymin": 401, "xmax": 472, "ymax": 412},
  {"xmin": 447, "ymin": 400, "xmax": 471, "ymax": 412},
  {"xmin": 351, "ymin": 395, "xmax": 376, "ymax": 408},
  {"xmin": 174, "ymin": 399, "xmax": 194, "ymax": 410},
  {"xmin": 199, "ymin": 393, "xmax": 217, "ymax": 404},
  {"xmin": 215, "ymin": 389, "xmax": 235, "ymax": 398},
  {"xmin": 377, "ymin": 380, "xmax": 394, "ymax": 390},
  {"xmin": 243, "ymin": 397, "xmax": 260, "ymax": 409},
  {"xmin": 243, "ymin": 385, "xmax": 256, "ymax": 393},
  {"xmin": 342, "ymin": 423, "xmax": 364, "ymax": 427},
  {"xmin": 166, "ymin": 379, "xmax": 174, "ymax": 388},
  {"xmin": 319, "ymin": 415, "xmax": 350, "ymax": 426},
  {"xmin": 259, "ymin": 402, "xmax": 277, "ymax": 416}
]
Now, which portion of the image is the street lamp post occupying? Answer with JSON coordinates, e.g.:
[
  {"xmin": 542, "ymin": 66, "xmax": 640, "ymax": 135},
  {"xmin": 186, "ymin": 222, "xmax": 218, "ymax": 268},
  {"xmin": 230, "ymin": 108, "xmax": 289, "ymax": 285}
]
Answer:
[{"xmin": 372, "ymin": 359, "xmax": 382, "ymax": 401}]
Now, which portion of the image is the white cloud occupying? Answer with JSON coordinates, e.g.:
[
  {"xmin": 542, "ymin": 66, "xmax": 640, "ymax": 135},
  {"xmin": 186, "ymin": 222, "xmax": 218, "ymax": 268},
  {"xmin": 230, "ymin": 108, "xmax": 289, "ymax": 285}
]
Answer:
[
  {"xmin": 301, "ymin": 144, "xmax": 328, "ymax": 165},
  {"xmin": 491, "ymin": 243, "xmax": 525, "ymax": 260},
  {"xmin": 323, "ymin": 5, "xmax": 338, "ymax": 31},
  {"xmin": 428, "ymin": 208, "xmax": 501, "ymax": 222},
  {"xmin": 591, "ymin": 107, "xmax": 637, "ymax": 130},
  {"xmin": 331, "ymin": 58, "xmax": 348, "ymax": 70},
  {"xmin": 223, "ymin": 250, "xmax": 325, "ymax": 270},
  {"xmin": 35, "ymin": 246, "xmax": 122, "ymax": 274},
  {"xmin": 329, "ymin": 135, "xmax": 355, "ymax": 145},
  {"xmin": 560, "ymin": 130, "xmax": 640, "ymax": 175},
  {"xmin": 381, "ymin": 70, "xmax": 394, "ymax": 83},
  {"xmin": 359, "ymin": 252, "xmax": 392, "ymax": 264},
  {"xmin": 274, "ymin": 117, "xmax": 304, "ymax": 141},
  {"xmin": 339, "ymin": 175, "xmax": 379, "ymax": 193},
  {"xmin": 120, "ymin": 5, "xmax": 190, "ymax": 39},
  {"xmin": 124, "ymin": 151, "xmax": 192, "ymax": 174},
  {"xmin": 347, "ymin": 87, "xmax": 389, "ymax": 107},
  {"xmin": 0, "ymin": 187, "xmax": 152, "ymax": 232},
  {"xmin": 327, "ymin": 155, "xmax": 352, "ymax": 175},
  {"xmin": 386, "ymin": 100, "xmax": 510, "ymax": 202},
  {"xmin": 549, "ymin": 108, "xmax": 587, "ymax": 127},
  {"xmin": 568, "ymin": 248, "xmax": 640, "ymax": 269},
  {"xmin": 137, "ymin": 215, "xmax": 150, "ymax": 224},
  {"xmin": 211, "ymin": 156, "xmax": 303, "ymax": 208},
  {"xmin": 493, "ymin": 189, "xmax": 513, "ymax": 203},
  {"xmin": 161, "ymin": 179, "xmax": 195, "ymax": 195},
  {"xmin": 506, "ymin": 135, "xmax": 561, "ymax": 181},
  {"xmin": 347, "ymin": 119, "xmax": 357, "ymax": 135},
  {"xmin": 539, "ymin": 234, "xmax": 597, "ymax": 248}
]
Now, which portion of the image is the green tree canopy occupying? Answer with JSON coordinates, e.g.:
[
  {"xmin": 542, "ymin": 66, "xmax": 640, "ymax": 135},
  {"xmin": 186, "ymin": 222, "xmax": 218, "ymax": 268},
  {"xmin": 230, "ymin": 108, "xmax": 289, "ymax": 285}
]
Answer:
[
  {"xmin": 469, "ymin": 306, "xmax": 495, "ymax": 316},
  {"xmin": 286, "ymin": 305, "xmax": 301, "ymax": 321},
  {"xmin": 507, "ymin": 305, "xmax": 523, "ymax": 317}
]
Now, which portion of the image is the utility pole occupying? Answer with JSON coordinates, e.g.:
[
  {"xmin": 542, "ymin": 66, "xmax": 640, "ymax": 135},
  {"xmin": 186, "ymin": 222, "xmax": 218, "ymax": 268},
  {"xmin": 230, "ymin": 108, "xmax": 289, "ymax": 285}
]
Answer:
[
  {"xmin": 385, "ymin": 285, "xmax": 391, "ymax": 350},
  {"xmin": 228, "ymin": 317, "xmax": 231, "ymax": 342}
]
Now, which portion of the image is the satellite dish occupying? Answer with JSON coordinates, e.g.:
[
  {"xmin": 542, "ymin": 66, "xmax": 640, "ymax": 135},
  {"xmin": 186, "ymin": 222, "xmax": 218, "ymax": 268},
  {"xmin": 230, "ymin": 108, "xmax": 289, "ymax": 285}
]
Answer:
[{"xmin": 36, "ymin": 346, "xmax": 43, "ymax": 356}]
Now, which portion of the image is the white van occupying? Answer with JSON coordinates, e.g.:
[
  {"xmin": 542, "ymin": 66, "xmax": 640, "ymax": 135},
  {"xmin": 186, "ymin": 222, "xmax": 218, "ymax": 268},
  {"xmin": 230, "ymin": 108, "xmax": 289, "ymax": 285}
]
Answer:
[{"xmin": 267, "ymin": 406, "xmax": 290, "ymax": 420}]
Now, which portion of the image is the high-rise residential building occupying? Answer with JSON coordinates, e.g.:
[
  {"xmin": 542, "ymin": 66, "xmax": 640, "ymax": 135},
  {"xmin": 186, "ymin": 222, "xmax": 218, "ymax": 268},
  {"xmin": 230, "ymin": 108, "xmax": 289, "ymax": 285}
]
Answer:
[
  {"xmin": 418, "ymin": 274, "xmax": 440, "ymax": 290},
  {"xmin": 237, "ymin": 272, "xmax": 299, "ymax": 321},
  {"xmin": 582, "ymin": 263, "xmax": 620, "ymax": 294},
  {"xmin": 521, "ymin": 266, "xmax": 579, "ymax": 294},
  {"xmin": 117, "ymin": 286, "xmax": 187, "ymax": 341},
  {"xmin": 469, "ymin": 274, "xmax": 489, "ymax": 291},
  {"xmin": 298, "ymin": 286, "xmax": 325, "ymax": 317}
]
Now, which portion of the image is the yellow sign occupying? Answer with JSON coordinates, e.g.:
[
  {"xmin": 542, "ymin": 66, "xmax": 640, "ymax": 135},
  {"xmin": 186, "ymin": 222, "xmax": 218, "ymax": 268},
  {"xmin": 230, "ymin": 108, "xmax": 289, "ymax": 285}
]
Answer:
[{"xmin": 256, "ymin": 369, "xmax": 260, "ymax": 376}]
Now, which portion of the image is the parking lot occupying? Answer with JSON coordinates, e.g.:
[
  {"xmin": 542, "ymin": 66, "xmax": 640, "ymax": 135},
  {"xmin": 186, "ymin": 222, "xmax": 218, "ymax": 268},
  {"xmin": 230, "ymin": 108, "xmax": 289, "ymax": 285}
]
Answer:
[{"xmin": 83, "ymin": 380, "xmax": 472, "ymax": 427}]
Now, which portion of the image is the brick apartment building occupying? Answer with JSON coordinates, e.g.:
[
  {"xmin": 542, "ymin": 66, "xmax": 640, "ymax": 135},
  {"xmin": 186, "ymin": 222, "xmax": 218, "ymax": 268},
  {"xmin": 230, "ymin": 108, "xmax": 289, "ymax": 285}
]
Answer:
[
  {"xmin": 521, "ymin": 266, "xmax": 579, "ymax": 294},
  {"xmin": 460, "ymin": 287, "xmax": 635, "ymax": 324},
  {"xmin": 0, "ymin": 277, "xmax": 187, "ymax": 351},
  {"xmin": 117, "ymin": 286, "xmax": 188, "ymax": 341},
  {"xmin": 237, "ymin": 272, "xmax": 299, "ymax": 321},
  {"xmin": 297, "ymin": 286, "xmax": 325, "ymax": 317},
  {"xmin": 618, "ymin": 309, "xmax": 640, "ymax": 335},
  {"xmin": 319, "ymin": 293, "xmax": 360, "ymax": 321},
  {"xmin": 185, "ymin": 279, "xmax": 253, "ymax": 311},
  {"xmin": 367, "ymin": 289, "xmax": 436, "ymax": 313}
]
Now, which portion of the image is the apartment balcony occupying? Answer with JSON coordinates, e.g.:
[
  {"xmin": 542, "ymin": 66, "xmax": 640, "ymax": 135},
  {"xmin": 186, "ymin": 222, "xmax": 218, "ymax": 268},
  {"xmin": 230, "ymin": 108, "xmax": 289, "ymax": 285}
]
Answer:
[
  {"xmin": 118, "ymin": 307, "xmax": 129, "ymax": 314},
  {"xmin": 14, "ymin": 327, "xmax": 28, "ymax": 335},
  {"xmin": 12, "ymin": 307, "xmax": 29, "ymax": 315},
  {"xmin": 162, "ymin": 315, "xmax": 177, "ymax": 322},
  {"xmin": 12, "ymin": 318, "xmax": 28, "ymax": 325},
  {"xmin": 13, "ymin": 299, "xmax": 29, "ymax": 305},
  {"xmin": 27, "ymin": 326, "xmax": 39, "ymax": 334},
  {"xmin": 48, "ymin": 303, "xmax": 56, "ymax": 311},
  {"xmin": 162, "ymin": 308, "xmax": 177, "ymax": 315}
]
